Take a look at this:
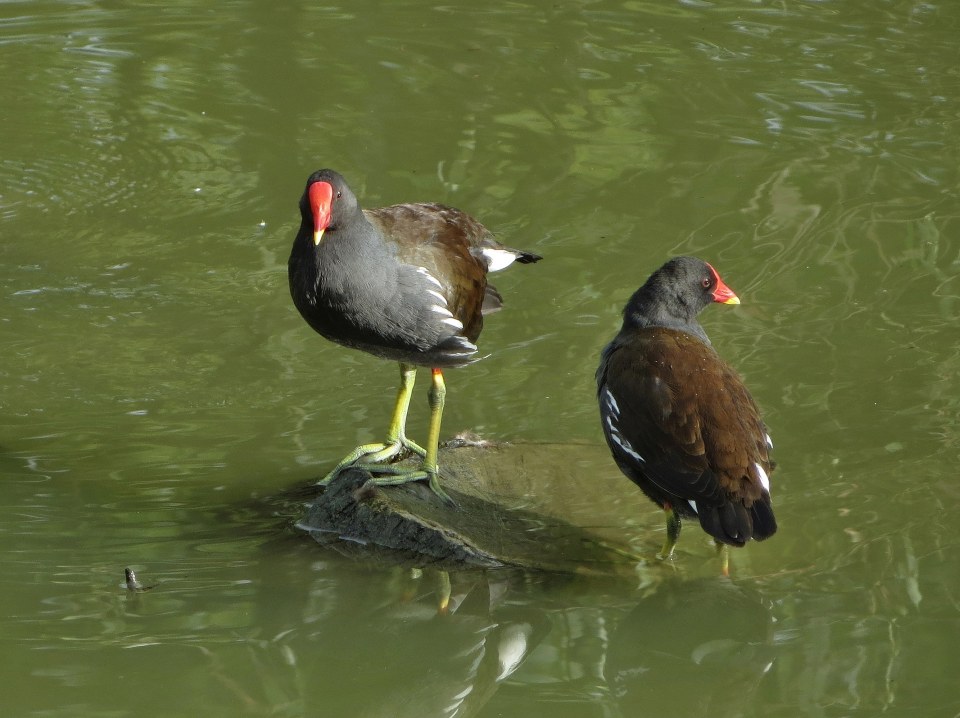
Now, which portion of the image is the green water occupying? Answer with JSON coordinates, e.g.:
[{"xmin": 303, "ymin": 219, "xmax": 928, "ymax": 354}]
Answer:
[{"xmin": 3, "ymin": 0, "xmax": 959, "ymax": 715}]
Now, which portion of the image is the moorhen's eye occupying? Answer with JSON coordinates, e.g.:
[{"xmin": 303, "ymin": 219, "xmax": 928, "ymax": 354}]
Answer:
[
  {"xmin": 336, "ymin": 191, "xmax": 342, "ymax": 199},
  {"xmin": 701, "ymin": 276, "xmax": 712, "ymax": 289}
]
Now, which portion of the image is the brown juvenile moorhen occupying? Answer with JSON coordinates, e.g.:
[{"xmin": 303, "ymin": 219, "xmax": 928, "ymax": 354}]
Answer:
[
  {"xmin": 289, "ymin": 169, "xmax": 541, "ymax": 503},
  {"xmin": 596, "ymin": 257, "xmax": 776, "ymax": 573}
]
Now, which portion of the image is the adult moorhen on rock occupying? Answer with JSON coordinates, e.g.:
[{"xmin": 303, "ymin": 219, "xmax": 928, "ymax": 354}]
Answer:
[
  {"xmin": 289, "ymin": 169, "xmax": 541, "ymax": 503},
  {"xmin": 596, "ymin": 257, "xmax": 776, "ymax": 573}
]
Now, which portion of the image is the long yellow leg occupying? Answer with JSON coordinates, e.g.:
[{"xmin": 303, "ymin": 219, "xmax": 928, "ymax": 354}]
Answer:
[
  {"xmin": 717, "ymin": 542, "xmax": 731, "ymax": 577},
  {"xmin": 657, "ymin": 504, "xmax": 681, "ymax": 560},
  {"xmin": 384, "ymin": 363, "xmax": 426, "ymax": 451},
  {"xmin": 422, "ymin": 368, "xmax": 445, "ymax": 477},
  {"xmin": 364, "ymin": 367, "xmax": 454, "ymax": 506},
  {"xmin": 320, "ymin": 362, "xmax": 426, "ymax": 484}
]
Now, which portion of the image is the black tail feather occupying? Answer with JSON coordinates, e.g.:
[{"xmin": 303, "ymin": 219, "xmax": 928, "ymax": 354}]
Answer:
[
  {"xmin": 749, "ymin": 496, "xmax": 777, "ymax": 541},
  {"xmin": 698, "ymin": 496, "xmax": 776, "ymax": 547},
  {"xmin": 515, "ymin": 250, "xmax": 542, "ymax": 264}
]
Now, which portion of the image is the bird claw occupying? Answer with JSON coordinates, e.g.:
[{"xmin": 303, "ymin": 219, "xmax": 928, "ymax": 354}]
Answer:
[
  {"xmin": 397, "ymin": 437, "xmax": 428, "ymax": 458},
  {"xmin": 318, "ymin": 440, "xmax": 453, "ymax": 508},
  {"xmin": 319, "ymin": 437, "xmax": 427, "ymax": 485},
  {"xmin": 363, "ymin": 466, "xmax": 457, "ymax": 509},
  {"xmin": 429, "ymin": 474, "xmax": 458, "ymax": 510}
]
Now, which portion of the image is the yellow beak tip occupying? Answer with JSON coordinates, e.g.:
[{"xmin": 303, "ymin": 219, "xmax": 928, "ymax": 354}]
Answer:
[{"xmin": 724, "ymin": 296, "xmax": 741, "ymax": 305}]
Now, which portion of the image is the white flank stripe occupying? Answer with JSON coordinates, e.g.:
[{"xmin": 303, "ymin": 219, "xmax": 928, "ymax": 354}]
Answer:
[
  {"xmin": 445, "ymin": 337, "xmax": 478, "ymax": 355},
  {"xmin": 481, "ymin": 248, "xmax": 517, "ymax": 272},
  {"xmin": 606, "ymin": 411, "xmax": 644, "ymax": 463},
  {"xmin": 442, "ymin": 317, "xmax": 464, "ymax": 329},
  {"xmin": 427, "ymin": 289, "xmax": 446, "ymax": 303},
  {"xmin": 611, "ymin": 434, "xmax": 644, "ymax": 463},
  {"xmin": 688, "ymin": 500, "xmax": 698, "ymax": 514},
  {"xmin": 755, "ymin": 462, "xmax": 770, "ymax": 492},
  {"xmin": 431, "ymin": 305, "xmax": 454, "ymax": 318},
  {"xmin": 765, "ymin": 433, "xmax": 774, "ymax": 449},
  {"xmin": 603, "ymin": 388, "xmax": 621, "ymax": 417},
  {"xmin": 416, "ymin": 266, "xmax": 443, "ymax": 288}
]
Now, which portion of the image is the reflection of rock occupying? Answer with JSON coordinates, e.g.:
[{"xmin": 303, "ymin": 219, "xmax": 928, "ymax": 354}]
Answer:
[
  {"xmin": 290, "ymin": 569, "xmax": 550, "ymax": 718},
  {"xmin": 354, "ymin": 608, "xmax": 548, "ymax": 718},
  {"xmin": 607, "ymin": 578, "xmax": 775, "ymax": 717}
]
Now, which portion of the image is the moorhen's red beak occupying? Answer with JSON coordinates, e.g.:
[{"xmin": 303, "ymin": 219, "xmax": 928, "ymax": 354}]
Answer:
[
  {"xmin": 309, "ymin": 181, "xmax": 334, "ymax": 245},
  {"xmin": 708, "ymin": 266, "xmax": 740, "ymax": 305}
]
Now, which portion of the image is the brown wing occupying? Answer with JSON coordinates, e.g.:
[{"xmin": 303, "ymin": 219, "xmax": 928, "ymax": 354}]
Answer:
[
  {"xmin": 365, "ymin": 203, "xmax": 490, "ymax": 342},
  {"xmin": 600, "ymin": 327, "xmax": 776, "ymax": 543}
]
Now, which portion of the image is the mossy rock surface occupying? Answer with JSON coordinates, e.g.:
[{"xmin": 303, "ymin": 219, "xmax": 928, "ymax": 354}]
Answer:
[{"xmin": 299, "ymin": 439, "xmax": 651, "ymax": 576}]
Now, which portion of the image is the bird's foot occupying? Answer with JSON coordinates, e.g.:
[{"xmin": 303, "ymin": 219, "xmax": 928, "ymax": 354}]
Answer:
[
  {"xmin": 395, "ymin": 435, "xmax": 428, "ymax": 459},
  {"xmin": 656, "ymin": 539, "xmax": 678, "ymax": 562},
  {"xmin": 656, "ymin": 508, "xmax": 681, "ymax": 561},
  {"xmin": 363, "ymin": 464, "xmax": 456, "ymax": 509},
  {"xmin": 354, "ymin": 435, "xmax": 427, "ymax": 465},
  {"xmin": 319, "ymin": 437, "xmax": 427, "ymax": 485}
]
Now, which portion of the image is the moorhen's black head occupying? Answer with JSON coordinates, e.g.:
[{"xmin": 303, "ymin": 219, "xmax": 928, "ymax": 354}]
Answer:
[
  {"xmin": 621, "ymin": 256, "xmax": 739, "ymax": 340},
  {"xmin": 299, "ymin": 168, "xmax": 362, "ymax": 245}
]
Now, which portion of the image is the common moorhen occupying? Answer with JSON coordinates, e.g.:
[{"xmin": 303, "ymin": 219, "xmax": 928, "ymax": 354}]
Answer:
[
  {"xmin": 289, "ymin": 169, "xmax": 541, "ymax": 503},
  {"xmin": 596, "ymin": 257, "xmax": 776, "ymax": 573}
]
